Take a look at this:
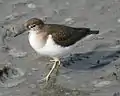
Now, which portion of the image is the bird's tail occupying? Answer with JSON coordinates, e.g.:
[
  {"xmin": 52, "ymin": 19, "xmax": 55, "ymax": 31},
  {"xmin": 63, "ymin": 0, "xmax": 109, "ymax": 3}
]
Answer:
[{"xmin": 89, "ymin": 29, "xmax": 99, "ymax": 34}]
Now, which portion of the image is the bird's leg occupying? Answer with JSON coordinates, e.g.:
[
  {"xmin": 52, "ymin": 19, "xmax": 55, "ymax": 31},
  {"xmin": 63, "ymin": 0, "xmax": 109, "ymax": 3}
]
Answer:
[
  {"xmin": 42, "ymin": 57, "xmax": 60, "ymax": 82},
  {"xmin": 50, "ymin": 57, "xmax": 60, "ymax": 66},
  {"xmin": 50, "ymin": 57, "xmax": 61, "ymax": 73}
]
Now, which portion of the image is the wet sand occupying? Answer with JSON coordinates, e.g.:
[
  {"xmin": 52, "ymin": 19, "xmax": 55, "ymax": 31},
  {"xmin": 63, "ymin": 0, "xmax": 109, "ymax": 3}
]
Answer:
[{"xmin": 0, "ymin": 0, "xmax": 120, "ymax": 96}]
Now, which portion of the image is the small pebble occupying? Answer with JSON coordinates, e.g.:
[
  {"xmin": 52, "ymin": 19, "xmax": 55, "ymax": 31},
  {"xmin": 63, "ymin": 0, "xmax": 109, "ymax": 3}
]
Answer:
[
  {"xmin": 36, "ymin": 79, "xmax": 44, "ymax": 83},
  {"xmin": 64, "ymin": 17, "xmax": 76, "ymax": 25},
  {"xmin": 93, "ymin": 36, "xmax": 104, "ymax": 40},
  {"xmin": 65, "ymin": 92, "xmax": 70, "ymax": 95},
  {"xmin": 93, "ymin": 80, "xmax": 111, "ymax": 87},
  {"xmin": 27, "ymin": 3, "xmax": 36, "ymax": 9},
  {"xmin": 65, "ymin": 18, "xmax": 73, "ymax": 22},
  {"xmin": 31, "ymin": 68, "xmax": 39, "ymax": 71},
  {"xmin": 29, "ymin": 84, "xmax": 37, "ymax": 88},
  {"xmin": 99, "ymin": 76, "xmax": 104, "ymax": 79}
]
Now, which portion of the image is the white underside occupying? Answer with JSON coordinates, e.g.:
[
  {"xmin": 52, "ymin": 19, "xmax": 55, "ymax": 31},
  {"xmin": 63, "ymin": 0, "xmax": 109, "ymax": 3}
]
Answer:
[{"xmin": 28, "ymin": 31, "xmax": 77, "ymax": 58}]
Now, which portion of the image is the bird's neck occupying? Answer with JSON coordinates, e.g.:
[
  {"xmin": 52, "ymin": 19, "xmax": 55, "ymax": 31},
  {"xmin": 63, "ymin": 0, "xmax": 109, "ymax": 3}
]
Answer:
[
  {"xmin": 28, "ymin": 30, "xmax": 48, "ymax": 51},
  {"xmin": 28, "ymin": 30, "xmax": 48, "ymax": 45}
]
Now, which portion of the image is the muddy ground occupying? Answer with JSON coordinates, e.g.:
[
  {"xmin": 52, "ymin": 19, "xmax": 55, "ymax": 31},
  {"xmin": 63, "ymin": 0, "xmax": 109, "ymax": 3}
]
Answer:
[{"xmin": 0, "ymin": 0, "xmax": 120, "ymax": 96}]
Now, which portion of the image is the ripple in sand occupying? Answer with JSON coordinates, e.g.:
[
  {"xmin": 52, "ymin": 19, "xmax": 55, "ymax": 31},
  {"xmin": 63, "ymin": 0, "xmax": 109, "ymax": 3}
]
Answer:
[{"xmin": 8, "ymin": 48, "xmax": 27, "ymax": 58}]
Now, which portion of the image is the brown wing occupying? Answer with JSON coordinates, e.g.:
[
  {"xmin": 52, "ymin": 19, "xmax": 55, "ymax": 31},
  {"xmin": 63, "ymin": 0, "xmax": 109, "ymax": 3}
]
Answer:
[{"xmin": 46, "ymin": 24, "xmax": 91, "ymax": 47}]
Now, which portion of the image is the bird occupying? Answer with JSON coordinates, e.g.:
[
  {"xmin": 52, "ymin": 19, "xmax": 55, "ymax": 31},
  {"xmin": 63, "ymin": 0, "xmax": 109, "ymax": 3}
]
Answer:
[{"xmin": 14, "ymin": 18, "xmax": 99, "ymax": 82}]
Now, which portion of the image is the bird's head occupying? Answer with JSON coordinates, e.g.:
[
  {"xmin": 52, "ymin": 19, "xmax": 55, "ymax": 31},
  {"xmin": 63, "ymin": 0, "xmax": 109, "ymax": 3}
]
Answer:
[
  {"xmin": 14, "ymin": 18, "xmax": 44, "ymax": 37},
  {"xmin": 24, "ymin": 18, "xmax": 44, "ymax": 31}
]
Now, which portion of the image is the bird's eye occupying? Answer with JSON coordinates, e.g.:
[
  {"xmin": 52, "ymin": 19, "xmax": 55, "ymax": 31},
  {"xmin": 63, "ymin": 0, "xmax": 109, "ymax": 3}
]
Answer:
[
  {"xmin": 29, "ymin": 24, "xmax": 36, "ymax": 28},
  {"xmin": 32, "ymin": 24, "xmax": 36, "ymax": 28}
]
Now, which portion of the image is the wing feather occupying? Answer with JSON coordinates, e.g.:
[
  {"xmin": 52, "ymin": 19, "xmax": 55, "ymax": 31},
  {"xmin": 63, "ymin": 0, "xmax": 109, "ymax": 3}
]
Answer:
[{"xmin": 46, "ymin": 24, "xmax": 90, "ymax": 47}]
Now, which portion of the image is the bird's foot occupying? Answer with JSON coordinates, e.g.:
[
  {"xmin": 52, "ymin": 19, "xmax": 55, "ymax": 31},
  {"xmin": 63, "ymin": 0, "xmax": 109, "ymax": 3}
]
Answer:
[
  {"xmin": 50, "ymin": 59, "xmax": 57, "ymax": 63},
  {"xmin": 39, "ymin": 58, "xmax": 61, "ymax": 83},
  {"xmin": 39, "ymin": 60, "xmax": 58, "ymax": 83},
  {"xmin": 39, "ymin": 75, "xmax": 50, "ymax": 83}
]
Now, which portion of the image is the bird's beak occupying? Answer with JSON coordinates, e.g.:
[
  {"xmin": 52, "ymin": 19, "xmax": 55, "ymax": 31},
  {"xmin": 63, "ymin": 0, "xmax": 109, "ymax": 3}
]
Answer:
[
  {"xmin": 14, "ymin": 31, "xmax": 25, "ymax": 37},
  {"xmin": 14, "ymin": 24, "xmax": 27, "ymax": 37}
]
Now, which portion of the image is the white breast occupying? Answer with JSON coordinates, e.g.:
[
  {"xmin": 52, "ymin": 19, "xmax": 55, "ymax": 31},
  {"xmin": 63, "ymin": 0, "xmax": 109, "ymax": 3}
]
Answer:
[
  {"xmin": 28, "ymin": 31, "xmax": 76, "ymax": 58},
  {"xmin": 29, "ymin": 32, "xmax": 45, "ymax": 50}
]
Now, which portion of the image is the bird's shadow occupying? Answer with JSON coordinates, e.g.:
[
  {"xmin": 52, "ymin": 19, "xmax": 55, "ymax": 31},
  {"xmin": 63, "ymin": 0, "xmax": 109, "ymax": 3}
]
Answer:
[{"xmin": 61, "ymin": 50, "xmax": 120, "ymax": 71}]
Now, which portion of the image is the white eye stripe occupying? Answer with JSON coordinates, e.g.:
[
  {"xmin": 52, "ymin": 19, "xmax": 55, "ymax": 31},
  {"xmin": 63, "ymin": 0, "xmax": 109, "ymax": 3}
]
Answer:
[{"xmin": 29, "ymin": 24, "xmax": 36, "ymax": 28}]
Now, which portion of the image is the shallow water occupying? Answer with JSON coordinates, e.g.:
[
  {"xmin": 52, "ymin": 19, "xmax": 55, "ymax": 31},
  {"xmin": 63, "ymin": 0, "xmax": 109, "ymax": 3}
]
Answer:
[{"xmin": 0, "ymin": 0, "xmax": 120, "ymax": 96}]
